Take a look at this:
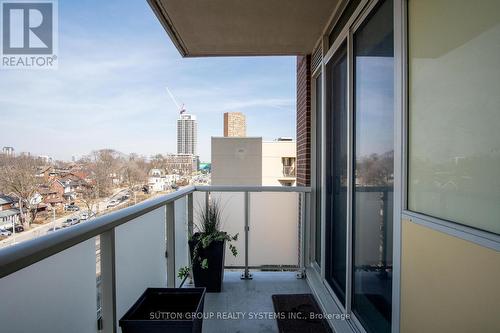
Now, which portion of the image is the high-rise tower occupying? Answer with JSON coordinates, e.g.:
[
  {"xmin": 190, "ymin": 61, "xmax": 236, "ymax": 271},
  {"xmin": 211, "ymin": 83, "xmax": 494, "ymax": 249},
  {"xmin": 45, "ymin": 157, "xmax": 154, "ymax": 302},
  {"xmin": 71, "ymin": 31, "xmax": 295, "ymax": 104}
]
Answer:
[
  {"xmin": 177, "ymin": 113, "xmax": 197, "ymax": 155},
  {"xmin": 223, "ymin": 112, "xmax": 246, "ymax": 137}
]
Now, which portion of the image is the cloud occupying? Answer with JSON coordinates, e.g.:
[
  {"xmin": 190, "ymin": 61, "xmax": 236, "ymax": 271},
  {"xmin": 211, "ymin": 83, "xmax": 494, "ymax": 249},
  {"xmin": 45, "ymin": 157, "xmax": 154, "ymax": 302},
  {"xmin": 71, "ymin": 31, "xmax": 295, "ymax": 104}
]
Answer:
[{"xmin": 0, "ymin": 3, "xmax": 296, "ymax": 162}]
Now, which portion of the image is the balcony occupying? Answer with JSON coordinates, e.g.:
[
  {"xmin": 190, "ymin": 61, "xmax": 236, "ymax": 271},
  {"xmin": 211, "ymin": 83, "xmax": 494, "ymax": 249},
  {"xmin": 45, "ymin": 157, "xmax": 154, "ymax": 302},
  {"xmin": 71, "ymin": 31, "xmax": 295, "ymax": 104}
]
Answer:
[
  {"xmin": 0, "ymin": 185, "xmax": 311, "ymax": 333},
  {"xmin": 282, "ymin": 165, "xmax": 296, "ymax": 178}
]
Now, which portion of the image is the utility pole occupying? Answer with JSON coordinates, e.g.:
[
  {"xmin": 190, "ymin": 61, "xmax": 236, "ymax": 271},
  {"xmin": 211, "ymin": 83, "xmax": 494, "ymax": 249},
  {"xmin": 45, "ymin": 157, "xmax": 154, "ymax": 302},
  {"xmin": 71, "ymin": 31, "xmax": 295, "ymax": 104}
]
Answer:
[{"xmin": 52, "ymin": 206, "xmax": 56, "ymax": 231}]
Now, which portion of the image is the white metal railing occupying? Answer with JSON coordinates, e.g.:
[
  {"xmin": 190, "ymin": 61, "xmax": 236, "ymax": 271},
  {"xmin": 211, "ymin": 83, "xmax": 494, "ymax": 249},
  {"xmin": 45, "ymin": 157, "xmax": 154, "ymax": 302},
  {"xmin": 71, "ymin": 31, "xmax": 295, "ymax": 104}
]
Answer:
[{"xmin": 0, "ymin": 185, "xmax": 310, "ymax": 333}]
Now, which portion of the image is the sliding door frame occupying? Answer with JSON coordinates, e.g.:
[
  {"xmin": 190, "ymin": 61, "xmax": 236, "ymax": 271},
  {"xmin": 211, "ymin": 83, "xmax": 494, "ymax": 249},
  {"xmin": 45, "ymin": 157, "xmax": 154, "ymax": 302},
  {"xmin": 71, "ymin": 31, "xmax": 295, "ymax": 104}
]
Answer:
[
  {"xmin": 313, "ymin": 0, "xmax": 403, "ymax": 332},
  {"xmin": 323, "ymin": 36, "xmax": 349, "ymax": 313},
  {"xmin": 311, "ymin": 54, "xmax": 322, "ymax": 275}
]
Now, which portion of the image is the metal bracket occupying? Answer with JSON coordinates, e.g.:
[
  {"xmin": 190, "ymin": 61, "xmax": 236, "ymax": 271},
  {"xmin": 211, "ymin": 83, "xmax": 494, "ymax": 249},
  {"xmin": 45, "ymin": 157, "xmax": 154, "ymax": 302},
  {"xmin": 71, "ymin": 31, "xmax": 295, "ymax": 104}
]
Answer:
[
  {"xmin": 241, "ymin": 271, "xmax": 253, "ymax": 280},
  {"xmin": 296, "ymin": 269, "xmax": 306, "ymax": 279}
]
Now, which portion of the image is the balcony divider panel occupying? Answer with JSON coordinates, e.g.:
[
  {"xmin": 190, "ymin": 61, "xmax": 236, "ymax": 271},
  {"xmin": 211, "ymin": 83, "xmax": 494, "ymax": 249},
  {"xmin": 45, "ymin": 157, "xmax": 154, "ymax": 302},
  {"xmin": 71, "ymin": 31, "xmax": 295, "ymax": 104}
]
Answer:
[
  {"xmin": 249, "ymin": 192, "xmax": 299, "ymax": 267},
  {"xmin": 210, "ymin": 192, "xmax": 246, "ymax": 268}
]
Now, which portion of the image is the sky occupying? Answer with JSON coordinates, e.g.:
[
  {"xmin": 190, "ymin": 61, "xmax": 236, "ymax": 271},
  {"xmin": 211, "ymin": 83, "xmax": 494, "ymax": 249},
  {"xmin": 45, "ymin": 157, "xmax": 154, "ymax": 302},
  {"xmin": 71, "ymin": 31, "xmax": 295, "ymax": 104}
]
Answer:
[{"xmin": 0, "ymin": 0, "xmax": 296, "ymax": 162}]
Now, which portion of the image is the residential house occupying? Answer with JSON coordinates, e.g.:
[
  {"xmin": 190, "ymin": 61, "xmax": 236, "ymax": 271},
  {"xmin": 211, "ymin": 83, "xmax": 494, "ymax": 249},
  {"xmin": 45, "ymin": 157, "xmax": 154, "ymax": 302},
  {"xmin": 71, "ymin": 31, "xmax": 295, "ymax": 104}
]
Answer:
[
  {"xmin": 38, "ymin": 185, "xmax": 64, "ymax": 208},
  {"xmin": 0, "ymin": 195, "xmax": 20, "ymax": 229},
  {"xmin": 147, "ymin": 169, "xmax": 180, "ymax": 193}
]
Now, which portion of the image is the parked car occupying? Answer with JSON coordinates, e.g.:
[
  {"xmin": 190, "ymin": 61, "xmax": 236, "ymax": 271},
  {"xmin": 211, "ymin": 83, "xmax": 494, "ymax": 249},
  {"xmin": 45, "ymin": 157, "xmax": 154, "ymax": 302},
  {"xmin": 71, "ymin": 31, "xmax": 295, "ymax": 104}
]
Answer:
[
  {"xmin": 62, "ymin": 218, "xmax": 80, "ymax": 227},
  {"xmin": 80, "ymin": 213, "xmax": 89, "ymax": 221},
  {"xmin": 6, "ymin": 225, "xmax": 24, "ymax": 233},
  {"xmin": 118, "ymin": 195, "xmax": 129, "ymax": 202},
  {"xmin": 47, "ymin": 227, "xmax": 61, "ymax": 234},
  {"xmin": 107, "ymin": 200, "xmax": 118, "ymax": 209},
  {"xmin": 65, "ymin": 204, "xmax": 80, "ymax": 212},
  {"xmin": 0, "ymin": 228, "xmax": 12, "ymax": 236}
]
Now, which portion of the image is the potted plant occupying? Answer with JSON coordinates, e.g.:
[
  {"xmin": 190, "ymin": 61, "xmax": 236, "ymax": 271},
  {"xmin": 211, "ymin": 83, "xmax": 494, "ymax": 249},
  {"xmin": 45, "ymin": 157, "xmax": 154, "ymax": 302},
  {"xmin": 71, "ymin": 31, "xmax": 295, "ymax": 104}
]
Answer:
[{"xmin": 178, "ymin": 198, "xmax": 238, "ymax": 292}]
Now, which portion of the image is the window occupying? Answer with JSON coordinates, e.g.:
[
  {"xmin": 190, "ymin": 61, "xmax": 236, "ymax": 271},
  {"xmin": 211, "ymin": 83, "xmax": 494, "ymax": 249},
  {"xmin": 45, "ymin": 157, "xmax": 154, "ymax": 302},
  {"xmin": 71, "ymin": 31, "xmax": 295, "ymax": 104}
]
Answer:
[{"xmin": 408, "ymin": 0, "xmax": 500, "ymax": 235}]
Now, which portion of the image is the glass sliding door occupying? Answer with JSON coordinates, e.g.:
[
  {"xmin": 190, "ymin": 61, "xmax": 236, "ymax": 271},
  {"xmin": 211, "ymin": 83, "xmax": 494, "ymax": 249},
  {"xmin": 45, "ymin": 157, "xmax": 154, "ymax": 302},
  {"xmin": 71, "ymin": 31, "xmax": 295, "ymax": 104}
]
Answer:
[
  {"xmin": 352, "ymin": 0, "xmax": 394, "ymax": 332},
  {"xmin": 325, "ymin": 42, "xmax": 348, "ymax": 305}
]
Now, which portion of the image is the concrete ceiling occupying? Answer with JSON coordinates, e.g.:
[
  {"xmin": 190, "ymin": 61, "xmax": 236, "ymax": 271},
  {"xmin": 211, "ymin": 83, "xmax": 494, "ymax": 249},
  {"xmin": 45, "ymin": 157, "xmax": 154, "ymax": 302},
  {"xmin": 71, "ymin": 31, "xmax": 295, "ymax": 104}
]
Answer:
[{"xmin": 148, "ymin": 0, "xmax": 339, "ymax": 57}]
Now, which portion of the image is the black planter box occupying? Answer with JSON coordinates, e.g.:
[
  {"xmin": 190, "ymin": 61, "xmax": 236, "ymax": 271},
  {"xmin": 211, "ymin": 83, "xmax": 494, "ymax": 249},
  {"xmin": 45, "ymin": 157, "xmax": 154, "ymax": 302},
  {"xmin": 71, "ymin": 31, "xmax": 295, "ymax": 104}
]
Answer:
[
  {"xmin": 189, "ymin": 236, "xmax": 225, "ymax": 292},
  {"xmin": 119, "ymin": 288, "xmax": 206, "ymax": 333}
]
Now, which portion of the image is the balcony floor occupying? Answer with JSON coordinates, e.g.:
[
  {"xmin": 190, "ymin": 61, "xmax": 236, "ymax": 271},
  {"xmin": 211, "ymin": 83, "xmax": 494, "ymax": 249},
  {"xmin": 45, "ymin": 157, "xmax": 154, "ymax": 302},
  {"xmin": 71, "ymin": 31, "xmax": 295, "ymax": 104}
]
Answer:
[{"xmin": 201, "ymin": 271, "xmax": 311, "ymax": 333}]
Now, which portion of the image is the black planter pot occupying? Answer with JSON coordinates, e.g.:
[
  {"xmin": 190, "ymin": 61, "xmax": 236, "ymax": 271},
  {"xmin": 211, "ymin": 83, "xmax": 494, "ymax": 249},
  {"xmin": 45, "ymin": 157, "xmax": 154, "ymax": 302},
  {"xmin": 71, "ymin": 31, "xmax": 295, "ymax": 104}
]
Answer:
[
  {"xmin": 189, "ymin": 234, "xmax": 225, "ymax": 292},
  {"xmin": 119, "ymin": 288, "xmax": 206, "ymax": 333}
]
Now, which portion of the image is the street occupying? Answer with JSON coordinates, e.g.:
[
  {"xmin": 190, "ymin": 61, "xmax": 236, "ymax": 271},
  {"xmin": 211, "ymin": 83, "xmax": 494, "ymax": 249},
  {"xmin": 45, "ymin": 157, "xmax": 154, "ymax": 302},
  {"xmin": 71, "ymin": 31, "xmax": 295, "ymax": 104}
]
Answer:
[{"xmin": 0, "ymin": 188, "xmax": 130, "ymax": 248}]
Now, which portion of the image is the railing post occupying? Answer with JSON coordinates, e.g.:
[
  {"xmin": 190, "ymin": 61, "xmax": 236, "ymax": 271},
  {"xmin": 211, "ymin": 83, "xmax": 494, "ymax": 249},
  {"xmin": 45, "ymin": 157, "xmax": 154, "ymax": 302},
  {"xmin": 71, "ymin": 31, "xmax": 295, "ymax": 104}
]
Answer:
[
  {"xmin": 166, "ymin": 201, "xmax": 176, "ymax": 287},
  {"xmin": 205, "ymin": 191, "xmax": 209, "ymax": 215},
  {"xmin": 241, "ymin": 191, "xmax": 252, "ymax": 280},
  {"xmin": 297, "ymin": 192, "xmax": 307, "ymax": 279},
  {"xmin": 187, "ymin": 193, "xmax": 194, "ymax": 237},
  {"xmin": 100, "ymin": 230, "xmax": 117, "ymax": 333}
]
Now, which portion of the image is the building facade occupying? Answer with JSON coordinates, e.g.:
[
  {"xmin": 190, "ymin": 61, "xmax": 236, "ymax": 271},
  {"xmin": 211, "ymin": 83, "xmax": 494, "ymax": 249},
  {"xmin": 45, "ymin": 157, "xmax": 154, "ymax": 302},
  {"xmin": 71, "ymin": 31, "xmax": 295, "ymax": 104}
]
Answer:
[
  {"xmin": 147, "ymin": 169, "xmax": 180, "ymax": 192},
  {"xmin": 0, "ymin": 195, "xmax": 20, "ymax": 229},
  {"xmin": 163, "ymin": 153, "xmax": 198, "ymax": 175},
  {"xmin": 1, "ymin": 147, "xmax": 14, "ymax": 156},
  {"xmin": 223, "ymin": 112, "xmax": 246, "ymax": 137},
  {"xmin": 177, "ymin": 114, "xmax": 197, "ymax": 155},
  {"xmin": 211, "ymin": 137, "xmax": 296, "ymax": 186}
]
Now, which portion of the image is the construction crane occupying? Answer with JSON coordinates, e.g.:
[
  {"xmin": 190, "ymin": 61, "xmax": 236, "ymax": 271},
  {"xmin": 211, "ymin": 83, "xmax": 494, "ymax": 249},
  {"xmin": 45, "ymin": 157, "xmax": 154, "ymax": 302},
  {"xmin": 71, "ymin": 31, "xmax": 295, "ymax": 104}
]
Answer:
[{"xmin": 166, "ymin": 87, "xmax": 186, "ymax": 115}]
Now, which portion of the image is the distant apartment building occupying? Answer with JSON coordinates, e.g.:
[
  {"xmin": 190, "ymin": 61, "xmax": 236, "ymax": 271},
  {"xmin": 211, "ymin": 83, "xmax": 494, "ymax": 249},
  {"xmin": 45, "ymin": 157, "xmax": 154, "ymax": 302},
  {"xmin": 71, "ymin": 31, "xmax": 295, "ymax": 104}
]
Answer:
[
  {"xmin": 223, "ymin": 112, "xmax": 246, "ymax": 137},
  {"xmin": 38, "ymin": 155, "xmax": 54, "ymax": 164},
  {"xmin": 211, "ymin": 137, "xmax": 296, "ymax": 186},
  {"xmin": 1, "ymin": 146, "xmax": 14, "ymax": 156},
  {"xmin": 177, "ymin": 113, "xmax": 197, "ymax": 155},
  {"xmin": 163, "ymin": 153, "xmax": 199, "ymax": 175}
]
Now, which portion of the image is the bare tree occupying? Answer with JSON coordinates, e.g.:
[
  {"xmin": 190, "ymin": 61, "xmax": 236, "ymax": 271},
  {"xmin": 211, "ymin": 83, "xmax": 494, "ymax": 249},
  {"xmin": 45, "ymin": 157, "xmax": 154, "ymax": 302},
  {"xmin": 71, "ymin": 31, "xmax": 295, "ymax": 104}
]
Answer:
[
  {"xmin": 121, "ymin": 155, "xmax": 148, "ymax": 204},
  {"xmin": 0, "ymin": 155, "xmax": 44, "ymax": 227},
  {"xmin": 78, "ymin": 182, "xmax": 99, "ymax": 216},
  {"xmin": 356, "ymin": 150, "xmax": 394, "ymax": 186},
  {"xmin": 87, "ymin": 149, "xmax": 121, "ymax": 198},
  {"xmin": 150, "ymin": 154, "xmax": 166, "ymax": 170}
]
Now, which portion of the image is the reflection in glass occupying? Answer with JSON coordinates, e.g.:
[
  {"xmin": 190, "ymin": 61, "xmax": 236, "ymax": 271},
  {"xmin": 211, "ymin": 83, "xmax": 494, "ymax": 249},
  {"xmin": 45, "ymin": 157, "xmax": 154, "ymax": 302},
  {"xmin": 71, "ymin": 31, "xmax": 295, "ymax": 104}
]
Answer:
[
  {"xmin": 325, "ymin": 43, "xmax": 348, "ymax": 304},
  {"xmin": 408, "ymin": 0, "xmax": 500, "ymax": 235},
  {"xmin": 315, "ymin": 74, "xmax": 322, "ymax": 266},
  {"xmin": 328, "ymin": 0, "xmax": 362, "ymax": 47},
  {"xmin": 352, "ymin": 0, "xmax": 394, "ymax": 332}
]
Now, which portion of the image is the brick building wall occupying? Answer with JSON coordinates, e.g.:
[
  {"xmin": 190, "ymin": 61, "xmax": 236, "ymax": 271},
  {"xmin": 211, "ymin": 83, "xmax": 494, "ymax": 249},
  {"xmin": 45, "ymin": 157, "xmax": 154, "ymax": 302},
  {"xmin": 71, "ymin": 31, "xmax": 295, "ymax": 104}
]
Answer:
[
  {"xmin": 296, "ymin": 55, "xmax": 311, "ymax": 187},
  {"xmin": 223, "ymin": 112, "xmax": 246, "ymax": 137}
]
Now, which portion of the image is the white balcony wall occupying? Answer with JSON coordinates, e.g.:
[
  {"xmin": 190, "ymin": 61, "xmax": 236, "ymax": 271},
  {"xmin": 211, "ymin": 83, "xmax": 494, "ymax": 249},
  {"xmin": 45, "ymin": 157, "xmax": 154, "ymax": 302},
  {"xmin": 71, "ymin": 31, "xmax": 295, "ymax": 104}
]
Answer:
[
  {"xmin": 114, "ymin": 207, "xmax": 167, "ymax": 332},
  {"xmin": 249, "ymin": 192, "xmax": 299, "ymax": 266},
  {"xmin": 174, "ymin": 196, "xmax": 189, "ymax": 286},
  {"xmin": 209, "ymin": 192, "xmax": 246, "ymax": 267},
  {"xmin": 0, "ymin": 239, "xmax": 97, "ymax": 333},
  {"xmin": 193, "ymin": 191, "xmax": 247, "ymax": 266}
]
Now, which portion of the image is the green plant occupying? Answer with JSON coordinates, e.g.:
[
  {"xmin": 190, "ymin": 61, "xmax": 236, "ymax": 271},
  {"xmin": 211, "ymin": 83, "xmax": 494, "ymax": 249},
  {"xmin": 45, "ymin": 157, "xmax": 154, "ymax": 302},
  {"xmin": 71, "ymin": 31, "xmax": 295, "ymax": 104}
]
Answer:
[{"xmin": 178, "ymin": 198, "xmax": 238, "ymax": 281}]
